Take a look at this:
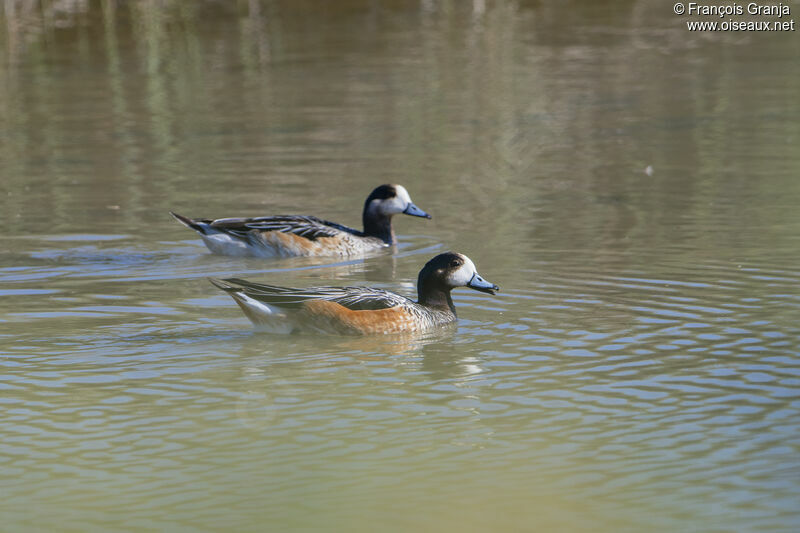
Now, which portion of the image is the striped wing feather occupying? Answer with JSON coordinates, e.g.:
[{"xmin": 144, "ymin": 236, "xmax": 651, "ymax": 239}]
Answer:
[
  {"xmin": 206, "ymin": 215, "xmax": 359, "ymax": 241},
  {"xmin": 217, "ymin": 278, "xmax": 413, "ymax": 311}
]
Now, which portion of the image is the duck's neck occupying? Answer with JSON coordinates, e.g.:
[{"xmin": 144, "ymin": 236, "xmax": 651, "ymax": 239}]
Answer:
[
  {"xmin": 417, "ymin": 282, "xmax": 456, "ymax": 317},
  {"xmin": 363, "ymin": 208, "xmax": 395, "ymax": 244}
]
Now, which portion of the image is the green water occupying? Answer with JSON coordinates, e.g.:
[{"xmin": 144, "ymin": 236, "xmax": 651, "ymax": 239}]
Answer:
[{"xmin": 2, "ymin": 1, "xmax": 800, "ymax": 531}]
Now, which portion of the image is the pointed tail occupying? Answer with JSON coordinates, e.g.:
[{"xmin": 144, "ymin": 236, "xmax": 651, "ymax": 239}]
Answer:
[
  {"xmin": 209, "ymin": 278, "xmax": 290, "ymax": 330},
  {"xmin": 208, "ymin": 277, "xmax": 241, "ymax": 292},
  {"xmin": 170, "ymin": 211, "xmax": 209, "ymax": 235}
]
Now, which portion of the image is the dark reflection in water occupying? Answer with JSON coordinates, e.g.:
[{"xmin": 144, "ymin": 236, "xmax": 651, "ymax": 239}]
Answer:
[{"xmin": 2, "ymin": 1, "xmax": 800, "ymax": 531}]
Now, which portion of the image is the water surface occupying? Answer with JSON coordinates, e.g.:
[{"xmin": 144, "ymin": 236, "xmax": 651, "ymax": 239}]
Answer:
[{"xmin": 2, "ymin": 1, "xmax": 800, "ymax": 531}]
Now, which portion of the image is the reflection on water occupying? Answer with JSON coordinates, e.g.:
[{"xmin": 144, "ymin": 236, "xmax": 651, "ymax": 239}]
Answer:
[{"xmin": 2, "ymin": 1, "xmax": 800, "ymax": 531}]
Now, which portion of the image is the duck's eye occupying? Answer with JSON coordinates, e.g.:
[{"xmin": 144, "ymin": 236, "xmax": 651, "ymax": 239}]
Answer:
[{"xmin": 450, "ymin": 260, "xmax": 461, "ymax": 268}]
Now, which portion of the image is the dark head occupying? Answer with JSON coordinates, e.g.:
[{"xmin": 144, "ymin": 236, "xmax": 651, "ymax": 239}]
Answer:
[
  {"xmin": 416, "ymin": 252, "xmax": 499, "ymax": 314},
  {"xmin": 362, "ymin": 184, "xmax": 431, "ymax": 244}
]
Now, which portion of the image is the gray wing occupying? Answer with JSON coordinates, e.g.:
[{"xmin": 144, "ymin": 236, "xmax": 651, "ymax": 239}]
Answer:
[
  {"xmin": 208, "ymin": 215, "xmax": 359, "ymax": 241},
  {"xmin": 210, "ymin": 278, "xmax": 413, "ymax": 311}
]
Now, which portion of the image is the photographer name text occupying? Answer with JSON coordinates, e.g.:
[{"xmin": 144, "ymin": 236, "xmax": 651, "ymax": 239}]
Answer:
[{"xmin": 674, "ymin": 2, "xmax": 795, "ymax": 31}]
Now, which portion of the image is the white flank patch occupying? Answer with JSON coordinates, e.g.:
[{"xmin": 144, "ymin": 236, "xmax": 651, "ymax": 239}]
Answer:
[
  {"xmin": 233, "ymin": 293, "xmax": 294, "ymax": 334},
  {"xmin": 201, "ymin": 232, "xmax": 276, "ymax": 257}
]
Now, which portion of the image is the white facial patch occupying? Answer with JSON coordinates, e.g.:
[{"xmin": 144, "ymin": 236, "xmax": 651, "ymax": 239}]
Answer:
[
  {"xmin": 372, "ymin": 185, "xmax": 412, "ymax": 215},
  {"xmin": 446, "ymin": 255, "xmax": 478, "ymax": 287},
  {"xmin": 395, "ymin": 185, "xmax": 412, "ymax": 205}
]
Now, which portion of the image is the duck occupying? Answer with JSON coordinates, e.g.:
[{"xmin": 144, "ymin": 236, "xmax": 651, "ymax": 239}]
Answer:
[
  {"xmin": 209, "ymin": 252, "xmax": 499, "ymax": 335},
  {"xmin": 170, "ymin": 184, "xmax": 430, "ymax": 258}
]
